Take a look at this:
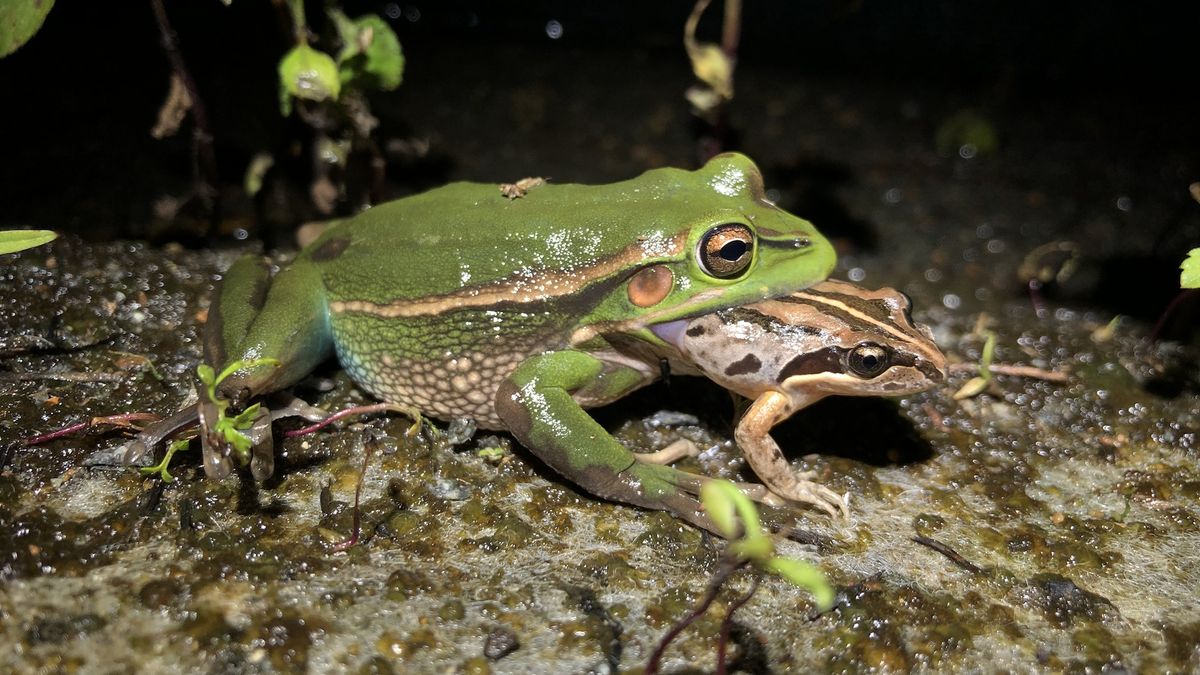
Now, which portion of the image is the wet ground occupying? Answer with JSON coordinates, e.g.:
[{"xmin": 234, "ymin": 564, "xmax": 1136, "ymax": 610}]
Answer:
[{"xmin": 3, "ymin": 10, "xmax": 1200, "ymax": 674}]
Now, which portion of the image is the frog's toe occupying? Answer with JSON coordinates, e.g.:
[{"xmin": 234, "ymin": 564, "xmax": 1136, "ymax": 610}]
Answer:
[
  {"xmin": 795, "ymin": 482, "xmax": 850, "ymax": 520},
  {"xmin": 614, "ymin": 462, "xmax": 720, "ymax": 533},
  {"xmin": 635, "ymin": 438, "xmax": 702, "ymax": 465}
]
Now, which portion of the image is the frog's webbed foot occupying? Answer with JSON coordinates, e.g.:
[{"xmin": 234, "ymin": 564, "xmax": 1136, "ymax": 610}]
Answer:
[
  {"xmin": 122, "ymin": 403, "xmax": 201, "ymax": 467},
  {"xmin": 267, "ymin": 393, "xmax": 331, "ymax": 423},
  {"xmin": 197, "ymin": 394, "xmax": 278, "ymax": 481},
  {"xmin": 196, "ymin": 393, "xmax": 234, "ymax": 479},
  {"xmin": 736, "ymin": 391, "xmax": 851, "ymax": 520}
]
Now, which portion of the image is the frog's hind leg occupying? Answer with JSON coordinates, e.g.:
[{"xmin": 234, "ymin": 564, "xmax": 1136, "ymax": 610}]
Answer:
[
  {"xmin": 496, "ymin": 350, "xmax": 723, "ymax": 534},
  {"xmin": 203, "ymin": 255, "xmax": 334, "ymax": 403},
  {"xmin": 199, "ymin": 255, "xmax": 335, "ymax": 478},
  {"xmin": 123, "ymin": 255, "xmax": 336, "ymax": 479}
]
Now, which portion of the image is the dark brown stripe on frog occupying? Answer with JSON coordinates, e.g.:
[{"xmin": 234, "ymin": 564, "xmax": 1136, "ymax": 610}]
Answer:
[
  {"xmin": 782, "ymin": 289, "xmax": 896, "ymax": 327},
  {"xmin": 776, "ymin": 345, "xmax": 919, "ymax": 382},
  {"xmin": 780, "ymin": 290, "xmax": 919, "ymax": 345},
  {"xmin": 778, "ymin": 347, "xmax": 844, "ymax": 380},
  {"xmin": 725, "ymin": 353, "xmax": 762, "ymax": 376}
]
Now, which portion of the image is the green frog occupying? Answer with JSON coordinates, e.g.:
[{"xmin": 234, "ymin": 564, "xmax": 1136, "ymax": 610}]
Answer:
[
  {"xmin": 125, "ymin": 153, "xmax": 836, "ymax": 532},
  {"xmin": 648, "ymin": 279, "xmax": 946, "ymax": 518}
]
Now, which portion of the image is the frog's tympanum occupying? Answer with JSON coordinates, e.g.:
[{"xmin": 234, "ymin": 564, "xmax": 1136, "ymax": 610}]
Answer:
[
  {"xmin": 125, "ymin": 153, "xmax": 839, "ymax": 532},
  {"xmin": 652, "ymin": 279, "xmax": 946, "ymax": 518}
]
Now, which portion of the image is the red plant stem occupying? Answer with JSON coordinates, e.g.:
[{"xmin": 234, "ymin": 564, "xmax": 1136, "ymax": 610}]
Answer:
[
  {"xmin": 715, "ymin": 575, "xmax": 759, "ymax": 675},
  {"xmin": 283, "ymin": 403, "xmax": 400, "ymax": 438},
  {"xmin": 646, "ymin": 557, "xmax": 744, "ymax": 674},
  {"xmin": 23, "ymin": 412, "xmax": 161, "ymax": 446},
  {"xmin": 1149, "ymin": 288, "xmax": 1199, "ymax": 343},
  {"xmin": 721, "ymin": 0, "xmax": 742, "ymax": 63},
  {"xmin": 329, "ymin": 433, "xmax": 377, "ymax": 552},
  {"xmin": 22, "ymin": 421, "xmax": 89, "ymax": 446}
]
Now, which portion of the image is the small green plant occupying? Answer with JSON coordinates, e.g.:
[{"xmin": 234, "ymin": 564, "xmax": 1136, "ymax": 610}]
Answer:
[
  {"xmin": 700, "ymin": 480, "xmax": 835, "ymax": 606},
  {"xmin": 953, "ymin": 329, "xmax": 996, "ymax": 400},
  {"xmin": 277, "ymin": 1, "xmax": 404, "ymax": 116},
  {"xmin": 197, "ymin": 357, "xmax": 280, "ymax": 466},
  {"xmin": 0, "ymin": 229, "xmax": 57, "ymax": 255},
  {"xmin": 647, "ymin": 480, "xmax": 834, "ymax": 673},
  {"xmin": 139, "ymin": 437, "xmax": 192, "ymax": 482},
  {"xmin": 1181, "ymin": 248, "xmax": 1200, "ymax": 289}
]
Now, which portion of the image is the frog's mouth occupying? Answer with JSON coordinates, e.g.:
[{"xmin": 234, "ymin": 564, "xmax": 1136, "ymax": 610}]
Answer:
[{"xmin": 649, "ymin": 319, "xmax": 688, "ymax": 350}]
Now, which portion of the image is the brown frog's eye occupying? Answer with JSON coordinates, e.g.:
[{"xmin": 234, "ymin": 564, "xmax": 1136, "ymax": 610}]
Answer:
[
  {"xmin": 847, "ymin": 343, "xmax": 891, "ymax": 378},
  {"xmin": 698, "ymin": 223, "xmax": 755, "ymax": 279}
]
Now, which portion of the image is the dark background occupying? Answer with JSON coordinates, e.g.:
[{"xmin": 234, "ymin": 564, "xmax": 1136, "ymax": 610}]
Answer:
[{"xmin": 1, "ymin": 0, "xmax": 1197, "ymax": 305}]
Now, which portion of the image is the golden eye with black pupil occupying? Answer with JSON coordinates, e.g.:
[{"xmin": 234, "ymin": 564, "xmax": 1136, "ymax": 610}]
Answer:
[
  {"xmin": 847, "ymin": 343, "xmax": 890, "ymax": 378},
  {"xmin": 699, "ymin": 223, "xmax": 755, "ymax": 278}
]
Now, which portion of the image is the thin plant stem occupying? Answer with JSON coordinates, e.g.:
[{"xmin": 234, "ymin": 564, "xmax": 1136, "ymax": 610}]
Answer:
[
  {"xmin": 149, "ymin": 0, "xmax": 221, "ymax": 223},
  {"xmin": 716, "ymin": 575, "xmax": 759, "ymax": 675},
  {"xmin": 646, "ymin": 555, "xmax": 745, "ymax": 674}
]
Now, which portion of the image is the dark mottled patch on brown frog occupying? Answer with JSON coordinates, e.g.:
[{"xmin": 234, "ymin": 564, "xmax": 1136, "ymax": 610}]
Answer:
[{"xmin": 725, "ymin": 353, "xmax": 762, "ymax": 376}]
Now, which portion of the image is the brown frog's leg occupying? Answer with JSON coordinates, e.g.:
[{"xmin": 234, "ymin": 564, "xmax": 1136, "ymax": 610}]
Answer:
[
  {"xmin": 636, "ymin": 440, "xmax": 788, "ymax": 507},
  {"xmin": 736, "ymin": 390, "xmax": 849, "ymax": 519}
]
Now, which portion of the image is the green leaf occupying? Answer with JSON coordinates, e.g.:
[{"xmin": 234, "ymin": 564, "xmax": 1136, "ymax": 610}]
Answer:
[
  {"xmin": 0, "ymin": 229, "xmax": 56, "ymax": 255},
  {"xmin": 952, "ymin": 375, "xmax": 989, "ymax": 400},
  {"xmin": 1182, "ymin": 248, "xmax": 1200, "ymax": 289},
  {"xmin": 979, "ymin": 330, "xmax": 997, "ymax": 379},
  {"xmin": 226, "ymin": 402, "xmax": 262, "ymax": 431},
  {"xmin": 334, "ymin": 13, "xmax": 404, "ymax": 91},
  {"xmin": 0, "ymin": 0, "xmax": 55, "ymax": 58},
  {"xmin": 701, "ymin": 479, "xmax": 763, "ymax": 541},
  {"xmin": 221, "ymin": 424, "xmax": 253, "ymax": 463},
  {"xmin": 278, "ymin": 43, "xmax": 341, "ymax": 115},
  {"xmin": 764, "ymin": 557, "xmax": 835, "ymax": 610}
]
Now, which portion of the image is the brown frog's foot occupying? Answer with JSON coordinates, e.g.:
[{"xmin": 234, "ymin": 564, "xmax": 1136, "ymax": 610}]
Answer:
[{"xmin": 761, "ymin": 472, "xmax": 850, "ymax": 520}]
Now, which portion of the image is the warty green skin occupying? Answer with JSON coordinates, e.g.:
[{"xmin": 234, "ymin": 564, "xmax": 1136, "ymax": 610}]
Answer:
[{"xmin": 180, "ymin": 153, "xmax": 836, "ymax": 532}]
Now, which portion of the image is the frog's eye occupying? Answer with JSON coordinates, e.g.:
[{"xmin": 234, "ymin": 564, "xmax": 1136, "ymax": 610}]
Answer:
[
  {"xmin": 699, "ymin": 224, "xmax": 755, "ymax": 279},
  {"xmin": 847, "ymin": 343, "xmax": 891, "ymax": 378}
]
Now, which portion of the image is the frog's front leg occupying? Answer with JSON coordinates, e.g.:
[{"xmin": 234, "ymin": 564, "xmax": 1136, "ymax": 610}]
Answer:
[
  {"xmin": 495, "ymin": 350, "xmax": 723, "ymax": 534},
  {"xmin": 736, "ymin": 390, "xmax": 849, "ymax": 519}
]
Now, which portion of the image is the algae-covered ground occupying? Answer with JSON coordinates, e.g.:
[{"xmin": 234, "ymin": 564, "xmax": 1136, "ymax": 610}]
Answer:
[{"xmin": 3, "ymin": 12, "xmax": 1200, "ymax": 675}]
